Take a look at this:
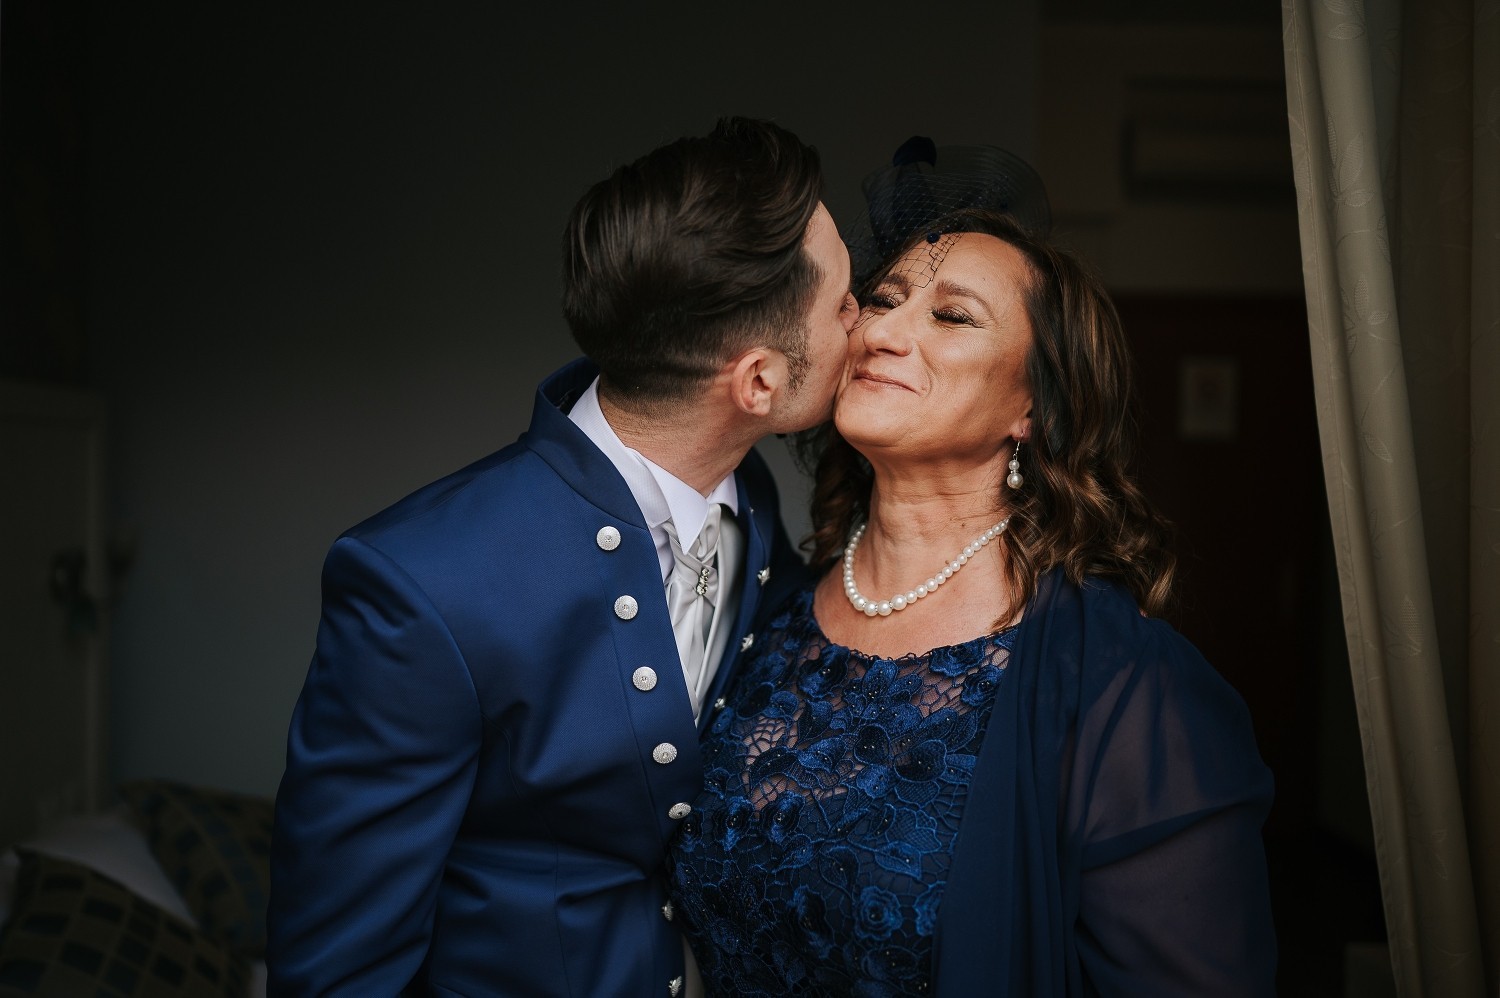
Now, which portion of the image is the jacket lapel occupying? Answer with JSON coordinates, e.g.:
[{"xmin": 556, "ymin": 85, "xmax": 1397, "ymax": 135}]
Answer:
[{"xmin": 696, "ymin": 476, "xmax": 772, "ymax": 733}]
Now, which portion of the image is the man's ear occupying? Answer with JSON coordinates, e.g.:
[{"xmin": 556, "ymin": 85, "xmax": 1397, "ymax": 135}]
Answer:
[{"xmin": 727, "ymin": 348, "xmax": 784, "ymax": 417}]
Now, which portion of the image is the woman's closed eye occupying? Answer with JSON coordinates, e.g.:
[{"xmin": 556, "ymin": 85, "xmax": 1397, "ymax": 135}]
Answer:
[{"xmin": 932, "ymin": 308, "xmax": 977, "ymax": 326}]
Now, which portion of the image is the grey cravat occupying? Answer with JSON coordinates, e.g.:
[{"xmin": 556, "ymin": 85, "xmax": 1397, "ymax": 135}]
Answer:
[{"xmin": 662, "ymin": 505, "xmax": 723, "ymax": 697}]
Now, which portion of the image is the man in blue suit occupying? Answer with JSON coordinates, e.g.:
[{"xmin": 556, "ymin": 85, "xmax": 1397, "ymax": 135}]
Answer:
[{"xmin": 267, "ymin": 117, "xmax": 858, "ymax": 996}]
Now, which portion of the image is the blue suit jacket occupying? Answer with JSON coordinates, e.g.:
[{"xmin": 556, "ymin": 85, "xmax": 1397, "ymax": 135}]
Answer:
[{"xmin": 268, "ymin": 359, "xmax": 807, "ymax": 997}]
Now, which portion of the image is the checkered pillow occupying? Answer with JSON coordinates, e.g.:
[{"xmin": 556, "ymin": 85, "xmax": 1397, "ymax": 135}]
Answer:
[
  {"xmin": 0, "ymin": 850, "xmax": 249, "ymax": 997},
  {"xmin": 118, "ymin": 782, "xmax": 271, "ymax": 958}
]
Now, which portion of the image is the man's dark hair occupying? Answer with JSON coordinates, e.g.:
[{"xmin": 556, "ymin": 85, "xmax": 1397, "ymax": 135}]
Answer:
[{"xmin": 561, "ymin": 117, "xmax": 824, "ymax": 405}]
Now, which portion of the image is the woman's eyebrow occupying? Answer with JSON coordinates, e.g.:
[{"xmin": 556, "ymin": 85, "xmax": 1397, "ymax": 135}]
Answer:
[{"xmin": 931, "ymin": 279, "xmax": 994, "ymax": 314}]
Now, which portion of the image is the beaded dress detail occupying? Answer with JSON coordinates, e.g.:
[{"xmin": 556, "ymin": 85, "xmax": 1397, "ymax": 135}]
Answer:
[{"xmin": 667, "ymin": 585, "xmax": 1017, "ymax": 996}]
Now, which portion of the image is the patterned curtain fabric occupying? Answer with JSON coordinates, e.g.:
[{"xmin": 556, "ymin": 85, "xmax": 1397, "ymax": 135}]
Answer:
[{"xmin": 1281, "ymin": 1, "xmax": 1498, "ymax": 995}]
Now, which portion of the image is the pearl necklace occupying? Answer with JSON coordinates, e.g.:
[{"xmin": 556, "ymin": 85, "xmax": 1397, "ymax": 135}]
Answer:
[{"xmin": 843, "ymin": 517, "xmax": 1010, "ymax": 617}]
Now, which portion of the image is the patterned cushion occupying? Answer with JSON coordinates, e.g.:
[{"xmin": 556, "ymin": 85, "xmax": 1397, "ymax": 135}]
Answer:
[
  {"xmin": 118, "ymin": 782, "xmax": 271, "ymax": 957},
  {"xmin": 0, "ymin": 850, "xmax": 249, "ymax": 998}
]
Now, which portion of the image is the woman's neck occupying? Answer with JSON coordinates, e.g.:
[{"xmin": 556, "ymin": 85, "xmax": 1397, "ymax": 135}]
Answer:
[
  {"xmin": 858, "ymin": 457, "xmax": 1009, "ymax": 576},
  {"xmin": 812, "ymin": 457, "xmax": 1019, "ymax": 657}
]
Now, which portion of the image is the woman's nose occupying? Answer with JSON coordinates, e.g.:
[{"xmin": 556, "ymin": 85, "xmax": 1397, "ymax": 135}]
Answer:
[{"xmin": 857, "ymin": 309, "xmax": 913, "ymax": 355}]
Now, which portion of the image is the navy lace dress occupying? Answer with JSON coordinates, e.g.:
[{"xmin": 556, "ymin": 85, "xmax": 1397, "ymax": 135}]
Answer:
[{"xmin": 667, "ymin": 585, "xmax": 1017, "ymax": 997}]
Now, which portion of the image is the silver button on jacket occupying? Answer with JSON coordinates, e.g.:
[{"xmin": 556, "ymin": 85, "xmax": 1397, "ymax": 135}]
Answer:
[
  {"xmin": 614, "ymin": 595, "xmax": 638, "ymax": 620},
  {"xmin": 652, "ymin": 743, "xmax": 677, "ymax": 765},
  {"xmin": 595, "ymin": 525, "xmax": 621, "ymax": 551},
  {"xmin": 631, "ymin": 666, "xmax": 657, "ymax": 691},
  {"xmin": 667, "ymin": 802, "xmax": 691, "ymax": 820}
]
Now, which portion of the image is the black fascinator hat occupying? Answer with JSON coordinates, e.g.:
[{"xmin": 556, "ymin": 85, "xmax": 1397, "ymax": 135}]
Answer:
[{"xmin": 846, "ymin": 135, "xmax": 1052, "ymax": 287}]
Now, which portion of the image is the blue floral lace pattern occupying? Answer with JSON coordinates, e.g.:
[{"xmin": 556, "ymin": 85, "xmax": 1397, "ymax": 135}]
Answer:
[{"xmin": 668, "ymin": 585, "xmax": 1017, "ymax": 997}]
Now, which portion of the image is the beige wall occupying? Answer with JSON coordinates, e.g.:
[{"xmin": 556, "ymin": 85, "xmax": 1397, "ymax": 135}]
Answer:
[{"xmin": 1038, "ymin": 22, "xmax": 1303, "ymax": 295}]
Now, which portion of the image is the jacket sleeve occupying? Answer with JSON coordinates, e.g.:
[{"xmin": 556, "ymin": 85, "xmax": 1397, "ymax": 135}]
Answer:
[
  {"xmin": 267, "ymin": 536, "xmax": 482, "ymax": 997},
  {"xmin": 1070, "ymin": 622, "xmax": 1278, "ymax": 998}
]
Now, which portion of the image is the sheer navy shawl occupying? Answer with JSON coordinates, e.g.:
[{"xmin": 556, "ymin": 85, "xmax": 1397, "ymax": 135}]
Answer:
[{"xmin": 932, "ymin": 571, "xmax": 1277, "ymax": 996}]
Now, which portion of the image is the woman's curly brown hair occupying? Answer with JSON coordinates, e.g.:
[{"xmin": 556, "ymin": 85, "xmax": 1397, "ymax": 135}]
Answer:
[{"xmin": 799, "ymin": 208, "xmax": 1177, "ymax": 619}]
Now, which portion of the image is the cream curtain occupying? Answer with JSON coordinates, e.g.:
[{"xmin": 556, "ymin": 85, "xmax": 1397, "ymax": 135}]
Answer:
[{"xmin": 1281, "ymin": 0, "xmax": 1498, "ymax": 995}]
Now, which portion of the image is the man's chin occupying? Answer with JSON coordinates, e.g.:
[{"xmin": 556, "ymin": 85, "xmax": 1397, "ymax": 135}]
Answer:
[{"xmin": 801, "ymin": 395, "xmax": 837, "ymax": 428}]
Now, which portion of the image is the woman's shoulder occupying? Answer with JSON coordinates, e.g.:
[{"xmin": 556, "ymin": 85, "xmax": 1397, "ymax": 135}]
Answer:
[
  {"xmin": 1035, "ymin": 573, "xmax": 1272, "ymax": 836},
  {"xmin": 1038, "ymin": 572, "xmax": 1235, "ymax": 709},
  {"xmin": 1041, "ymin": 572, "xmax": 1170, "ymax": 648}
]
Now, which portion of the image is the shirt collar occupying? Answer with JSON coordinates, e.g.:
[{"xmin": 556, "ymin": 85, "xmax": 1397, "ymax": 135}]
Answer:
[{"xmin": 568, "ymin": 378, "xmax": 739, "ymax": 546}]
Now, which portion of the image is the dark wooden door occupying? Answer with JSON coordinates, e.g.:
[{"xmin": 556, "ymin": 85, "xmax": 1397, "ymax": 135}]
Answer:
[{"xmin": 1115, "ymin": 294, "xmax": 1325, "ymax": 836}]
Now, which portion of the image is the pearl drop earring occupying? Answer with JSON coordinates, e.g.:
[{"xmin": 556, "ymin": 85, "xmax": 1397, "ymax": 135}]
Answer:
[{"xmin": 1006, "ymin": 441, "xmax": 1025, "ymax": 490}]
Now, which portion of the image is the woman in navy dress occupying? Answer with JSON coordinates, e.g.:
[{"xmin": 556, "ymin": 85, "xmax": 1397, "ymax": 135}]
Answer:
[{"xmin": 666, "ymin": 207, "xmax": 1277, "ymax": 996}]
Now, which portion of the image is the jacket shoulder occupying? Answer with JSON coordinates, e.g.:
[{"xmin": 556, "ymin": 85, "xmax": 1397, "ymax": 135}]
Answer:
[{"xmin": 339, "ymin": 441, "xmax": 547, "ymax": 548}]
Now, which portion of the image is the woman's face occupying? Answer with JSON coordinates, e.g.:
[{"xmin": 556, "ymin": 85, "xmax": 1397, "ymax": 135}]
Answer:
[{"xmin": 835, "ymin": 232, "xmax": 1035, "ymax": 470}]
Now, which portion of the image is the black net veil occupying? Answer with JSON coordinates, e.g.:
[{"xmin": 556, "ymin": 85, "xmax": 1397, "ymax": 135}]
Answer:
[{"xmin": 842, "ymin": 135, "xmax": 1053, "ymax": 298}]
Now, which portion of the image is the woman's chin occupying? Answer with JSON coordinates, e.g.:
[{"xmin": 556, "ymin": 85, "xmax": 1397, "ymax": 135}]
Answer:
[
  {"xmin": 834, "ymin": 410, "xmax": 905, "ymax": 453},
  {"xmin": 837, "ymin": 383, "xmax": 902, "ymax": 417}
]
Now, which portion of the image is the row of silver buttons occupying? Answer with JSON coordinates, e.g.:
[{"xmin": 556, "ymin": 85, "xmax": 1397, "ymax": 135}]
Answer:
[
  {"xmin": 598, "ymin": 522, "xmax": 738, "ymax": 827},
  {"xmin": 603, "ymin": 520, "xmax": 746, "ymax": 997}
]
